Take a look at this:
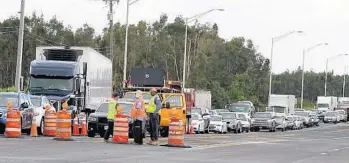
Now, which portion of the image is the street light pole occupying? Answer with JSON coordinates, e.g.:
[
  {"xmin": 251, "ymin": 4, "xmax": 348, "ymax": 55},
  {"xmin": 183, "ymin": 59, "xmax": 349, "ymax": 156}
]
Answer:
[
  {"xmin": 325, "ymin": 53, "xmax": 348, "ymax": 96},
  {"xmin": 15, "ymin": 0, "xmax": 25, "ymax": 92},
  {"xmin": 301, "ymin": 43, "xmax": 328, "ymax": 109},
  {"xmin": 182, "ymin": 9, "xmax": 224, "ymax": 90},
  {"xmin": 123, "ymin": 0, "xmax": 140, "ymax": 88},
  {"xmin": 343, "ymin": 66, "xmax": 348, "ymax": 97}
]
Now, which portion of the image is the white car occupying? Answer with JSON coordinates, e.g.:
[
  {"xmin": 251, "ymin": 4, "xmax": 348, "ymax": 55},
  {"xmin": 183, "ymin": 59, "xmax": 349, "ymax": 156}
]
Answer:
[
  {"xmin": 209, "ymin": 115, "xmax": 228, "ymax": 134},
  {"xmin": 324, "ymin": 111, "xmax": 340, "ymax": 124},
  {"xmin": 29, "ymin": 95, "xmax": 56, "ymax": 135},
  {"xmin": 275, "ymin": 115, "xmax": 287, "ymax": 132},
  {"xmin": 335, "ymin": 110, "xmax": 347, "ymax": 122},
  {"xmin": 191, "ymin": 113, "xmax": 205, "ymax": 134},
  {"xmin": 238, "ymin": 113, "xmax": 251, "ymax": 132},
  {"xmin": 294, "ymin": 116, "xmax": 304, "ymax": 130}
]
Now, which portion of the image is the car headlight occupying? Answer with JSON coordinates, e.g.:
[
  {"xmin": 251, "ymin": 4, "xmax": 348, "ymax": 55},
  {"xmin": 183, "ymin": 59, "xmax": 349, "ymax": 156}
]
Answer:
[{"xmin": 88, "ymin": 116, "xmax": 97, "ymax": 122}]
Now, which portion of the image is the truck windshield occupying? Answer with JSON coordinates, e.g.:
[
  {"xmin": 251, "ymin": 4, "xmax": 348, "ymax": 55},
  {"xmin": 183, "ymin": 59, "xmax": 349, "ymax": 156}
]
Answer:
[
  {"xmin": 227, "ymin": 104, "xmax": 250, "ymax": 113},
  {"xmin": 317, "ymin": 103, "xmax": 329, "ymax": 108},
  {"xmin": 268, "ymin": 106, "xmax": 286, "ymax": 113},
  {"xmin": 123, "ymin": 93, "xmax": 152, "ymax": 103},
  {"xmin": 0, "ymin": 95, "xmax": 19, "ymax": 108},
  {"xmin": 30, "ymin": 97, "xmax": 42, "ymax": 107},
  {"xmin": 29, "ymin": 77, "xmax": 74, "ymax": 92},
  {"xmin": 253, "ymin": 113, "xmax": 272, "ymax": 118}
]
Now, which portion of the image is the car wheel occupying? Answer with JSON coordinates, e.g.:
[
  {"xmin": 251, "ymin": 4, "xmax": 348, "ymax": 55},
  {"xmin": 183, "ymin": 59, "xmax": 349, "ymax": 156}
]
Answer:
[
  {"xmin": 38, "ymin": 118, "xmax": 44, "ymax": 135},
  {"xmin": 246, "ymin": 128, "xmax": 250, "ymax": 133},
  {"xmin": 88, "ymin": 130, "xmax": 95, "ymax": 137}
]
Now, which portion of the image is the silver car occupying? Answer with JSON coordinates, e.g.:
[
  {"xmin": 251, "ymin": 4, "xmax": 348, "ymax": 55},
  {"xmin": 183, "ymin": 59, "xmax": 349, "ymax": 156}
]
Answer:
[
  {"xmin": 220, "ymin": 112, "xmax": 242, "ymax": 133},
  {"xmin": 324, "ymin": 111, "xmax": 340, "ymax": 124}
]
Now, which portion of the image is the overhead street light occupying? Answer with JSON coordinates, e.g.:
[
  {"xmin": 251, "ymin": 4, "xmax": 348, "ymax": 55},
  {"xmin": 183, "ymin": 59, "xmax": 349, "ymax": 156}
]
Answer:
[
  {"xmin": 300, "ymin": 43, "xmax": 328, "ymax": 109},
  {"xmin": 122, "ymin": 0, "xmax": 141, "ymax": 88},
  {"xmin": 182, "ymin": 8, "xmax": 224, "ymax": 90},
  {"xmin": 325, "ymin": 53, "xmax": 348, "ymax": 96},
  {"xmin": 268, "ymin": 30, "xmax": 303, "ymax": 105}
]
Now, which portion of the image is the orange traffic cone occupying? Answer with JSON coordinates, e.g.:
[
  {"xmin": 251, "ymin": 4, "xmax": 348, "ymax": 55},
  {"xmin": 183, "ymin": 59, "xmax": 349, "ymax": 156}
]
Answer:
[
  {"xmin": 80, "ymin": 113, "xmax": 87, "ymax": 136},
  {"xmin": 72, "ymin": 115, "xmax": 79, "ymax": 136},
  {"xmin": 30, "ymin": 115, "xmax": 38, "ymax": 137},
  {"xmin": 189, "ymin": 124, "xmax": 194, "ymax": 134}
]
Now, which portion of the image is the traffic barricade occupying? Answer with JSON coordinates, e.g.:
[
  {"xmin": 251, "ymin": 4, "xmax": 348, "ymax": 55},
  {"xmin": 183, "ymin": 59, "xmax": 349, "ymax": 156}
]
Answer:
[
  {"xmin": 5, "ymin": 106, "xmax": 21, "ymax": 138},
  {"xmin": 43, "ymin": 109, "xmax": 57, "ymax": 137},
  {"xmin": 112, "ymin": 114, "xmax": 129, "ymax": 144},
  {"xmin": 161, "ymin": 116, "xmax": 191, "ymax": 148},
  {"xmin": 54, "ymin": 109, "xmax": 72, "ymax": 141}
]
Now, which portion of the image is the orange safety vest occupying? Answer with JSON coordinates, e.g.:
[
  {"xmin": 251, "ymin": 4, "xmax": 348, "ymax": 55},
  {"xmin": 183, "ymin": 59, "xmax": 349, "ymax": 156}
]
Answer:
[{"xmin": 130, "ymin": 99, "xmax": 146, "ymax": 118}]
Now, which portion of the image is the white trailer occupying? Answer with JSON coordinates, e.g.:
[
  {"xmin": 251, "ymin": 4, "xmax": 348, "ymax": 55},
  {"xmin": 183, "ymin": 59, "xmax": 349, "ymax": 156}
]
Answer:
[
  {"xmin": 268, "ymin": 94, "xmax": 296, "ymax": 115},
  {"xmin": 338, "ymin": 97, "xmax": 349, "ymax": 107},
  {"xmin": 195, "ymin": 90, "xmax": 212, "ymax": 109},
  {"xmin": 317, "ymin": 96, "xmax": 337, "ymax": 111}
]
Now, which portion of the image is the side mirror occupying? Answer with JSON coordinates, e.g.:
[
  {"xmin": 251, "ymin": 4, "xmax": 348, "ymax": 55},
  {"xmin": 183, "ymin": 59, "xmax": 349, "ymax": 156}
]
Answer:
[
  {"xmin": 21, "ymin": 102, "xmax": 29, "ymax": 109},
  {"xmin": 164, "ymin": 102, "xmax": 170, "ymax": 108},
  {"xmin": 74, "ymin": 78, "xmax": 80, "ymax": 93}
]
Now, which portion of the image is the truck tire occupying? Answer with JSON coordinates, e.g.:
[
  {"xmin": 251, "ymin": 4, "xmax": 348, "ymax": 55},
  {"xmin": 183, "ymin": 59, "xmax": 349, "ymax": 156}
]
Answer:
[{"xmin": 88, "ymin": 130, "xmax": 95, "ymax": 137}]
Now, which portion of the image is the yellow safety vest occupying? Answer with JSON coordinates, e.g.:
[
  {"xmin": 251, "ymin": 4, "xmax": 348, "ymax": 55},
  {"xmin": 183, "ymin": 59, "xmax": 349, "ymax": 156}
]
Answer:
[
  {"xmin": 107, "ymin": 99, "xmax": 117, "ymax": 120},
  {"xmin": 147, "ymin": 95, "xmax": 160, "ymax": 113}
]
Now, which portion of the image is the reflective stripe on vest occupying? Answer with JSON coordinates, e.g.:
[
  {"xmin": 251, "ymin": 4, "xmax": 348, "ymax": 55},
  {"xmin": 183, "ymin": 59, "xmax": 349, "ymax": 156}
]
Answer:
[
  {"xmin": 107, "ymin": 99, "xmax": 117, "ymax": 120},
  {"xmin": 147, "ymin": 95, "xmax": 159, "ymax": 113}
]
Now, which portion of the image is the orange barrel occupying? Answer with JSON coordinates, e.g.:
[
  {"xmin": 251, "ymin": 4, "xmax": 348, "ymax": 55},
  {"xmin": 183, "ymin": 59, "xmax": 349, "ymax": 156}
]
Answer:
[
  {"xmin": 168, "ymin": 116, "xmax": 185, "ymax": 146},
  {"xmin": 55, "ymin": 110, "xmax": 72, "ymax": 140},
  {"xmin": 5, "ymin": 109, "xmax": 21, "ymax": 138},
  {"xmin": 112, "ymin": 114, "xmax": 129, "ymax": 144},
  {"xmin": 43, "ymin": 110, "xmax": 57, "ymax": 136}
]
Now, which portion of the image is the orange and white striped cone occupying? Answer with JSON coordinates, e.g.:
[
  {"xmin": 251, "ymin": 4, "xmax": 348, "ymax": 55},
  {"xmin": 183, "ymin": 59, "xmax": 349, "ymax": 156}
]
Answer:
[
  {"xmin": 72, "ymin": 116, "xmax": 79, "ymax": 136},
  {"xmin": 30, "ymin": 114, "xmax": 38, "ymax": 137},
  {"xmin": 189, "ymin": 124, "xmax": 194, "ymax": 134}
]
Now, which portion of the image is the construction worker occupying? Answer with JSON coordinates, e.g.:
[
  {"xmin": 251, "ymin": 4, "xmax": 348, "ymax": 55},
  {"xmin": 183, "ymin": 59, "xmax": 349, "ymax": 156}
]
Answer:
[
  {"xmin": 130, "ymin": 90, "xmax": 146, "ymax": 145},
  {"xmin": 147, "ymin": 88, "xmax": 162, "ymax": 145},
  {"xmin": 104, "ymin": 92, "xmax": 119, "ymax": 142}
]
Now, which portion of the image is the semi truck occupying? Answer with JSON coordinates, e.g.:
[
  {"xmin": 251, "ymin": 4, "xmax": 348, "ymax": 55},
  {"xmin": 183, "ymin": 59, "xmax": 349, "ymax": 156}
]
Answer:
[
  {"xmin": 317, "ymin": 96, "xmax": 337, "ymax": 112},
  {"xmin": 27, "ymin": 46, "xmax": 112, "ymax": 120},
  {"xmin": 267, "ymin": 94, "xmax": 296, "ymax": 116},
  {"xmin": 335, "ymin": 97, "xmax": 349, "ymax": 121}
]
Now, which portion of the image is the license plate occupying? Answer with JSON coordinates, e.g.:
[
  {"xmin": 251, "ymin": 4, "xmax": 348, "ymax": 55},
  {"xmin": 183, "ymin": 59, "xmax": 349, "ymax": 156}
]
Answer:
[{"xmin": 104, "ymin": 126, "xmax": 108, "ymax": 130}]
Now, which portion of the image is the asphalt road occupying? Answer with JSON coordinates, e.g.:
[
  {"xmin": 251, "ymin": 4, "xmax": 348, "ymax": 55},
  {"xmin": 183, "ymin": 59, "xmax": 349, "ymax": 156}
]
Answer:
[{"xmin": 0, "ymin": 122, "xmax": 348, "ymax": 163}]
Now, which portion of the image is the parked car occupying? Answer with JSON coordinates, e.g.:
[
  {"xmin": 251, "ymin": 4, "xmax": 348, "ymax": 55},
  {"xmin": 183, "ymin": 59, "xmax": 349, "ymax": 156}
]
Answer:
[
  {"xmin": 323, "ymin": 111, "xmax": 340, "ymax": 124},
  {"xmin": 88, "ymin": 101, "xmax": 134, "ymax": 138},
  {"xmin": 190, "ymin": 113, "xmax": 205, "ymax": 134},
  {"xmin": 286, "ymin": 116, "xmax": 296, "ymax": 130},
  {"xmin": 29, "ymin": 95, "xmax": 55, "ymax": 135},
  {"xmin": 335, "ymin": 110, "xmax": 347, "ymax": 122},
  {"xmin": 294, "ymin": 111, "xmax": 312, "ymax": 127},
  {"xmin": 220, "ymin": 112, "xmax": 242, "ymax": 133},
  {"xmin": 238, "ymin": 113, "xmax": 251, "ymax": 132},
  {"xmin": 208, "ymin": 115, "xmax": 227, "ymax": 134},
  {"xmin": 309, "ymin": 112, "xmax": 320, "ymax": 126},
  {"xmin": 251, "ymin": 112, "xmax": 277, "ymax": 132},
  {"xmin": 237, "ymin": 101, "xmax": 254, "ymax": 107},
  {"xmin": 275, "ymin": 115, "xmax": 287, "ymax": 132},
  {"xmin": 208, "ymin": 110, "xmax": 218, "ymax": 115},
  {"xmin": 0, "ymin": 92, "xmax": 35, "ymax": 134},
  {"xmin": 294, "ymin": 116, "xmax": 304, "ymax": 130}
]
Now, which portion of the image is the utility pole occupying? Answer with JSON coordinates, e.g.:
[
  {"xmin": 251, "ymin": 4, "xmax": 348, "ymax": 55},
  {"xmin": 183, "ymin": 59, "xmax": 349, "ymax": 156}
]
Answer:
[
  {"xmin": 104, "ymin": 0, "xmax": 119, "ymax": 61},
  {"xmin": 15, "ymin": 0, "xmax": 25, "ymax": 92}
]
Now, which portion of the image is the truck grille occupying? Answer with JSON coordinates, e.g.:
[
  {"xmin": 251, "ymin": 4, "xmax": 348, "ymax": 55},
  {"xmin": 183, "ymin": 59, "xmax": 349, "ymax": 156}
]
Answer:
[{"xmin": 98, "ymin": 117, "xmax": 108, "ymax": 124}]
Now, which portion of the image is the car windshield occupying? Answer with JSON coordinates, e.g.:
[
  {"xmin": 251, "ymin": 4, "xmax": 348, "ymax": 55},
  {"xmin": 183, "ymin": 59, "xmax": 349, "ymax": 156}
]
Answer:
[
  {"xmin": 238, "ymin": 114, "xmax": 247, "ymax": 121},
  {"xmin": 295, "ymin": 112, "xmax": 309, "ymax": 117},
  {"xmin": 0, "ymin": 94, "xmax": 19, "ymax": 108},
  {"xmin": 123, "ymin": 93, "xmax": 152, "ymax": 103},
  {"xmin": 221, "ymin": 113, "xmax": 236, "ymax": 120},
  {"xmin": 227, "ymin": 104, "xmax": 250, "ymax": 113},
  {"xmin": 216, "ymin": 109, "xmax": 229, "ymax": 113},
  {"xmin": 237, "ymin": 101, "xmax": 251, "ymax": 106},
  {"xmin": 253, "ymin": 113, "xmax": 272, "ymax": 118},
  {"xmin": 29, "ymin": 77, "xmax": 74, "ymax": 91},
  {"xmin": 191, "ymin": 114, "xmax": 199, "ymax": 120},
  {"xmin": 118, "ymin": 103, "xmax": 133, "ymax": 115},
  {"xmin": 317, "ymin": 103, "xmax": 329, "ymax": 108},
  {"xmin": 325, "ymin": 112, "xmax": 337, "ymax": 117},
  {"xmin": 30, "ymin": 97, "xmax": 42, "ymax": 107},
  {"xmin": 97, "ymin": 103, "xmax": 109, "ymax": 113},
  {"xmin": 211, "ymin": 116, "xmax": 222, "ymax": 121}
]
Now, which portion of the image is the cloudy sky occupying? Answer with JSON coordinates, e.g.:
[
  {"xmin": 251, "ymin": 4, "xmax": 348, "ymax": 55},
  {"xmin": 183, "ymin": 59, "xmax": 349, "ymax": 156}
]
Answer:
[{"xmin": 1, "ymin": 0, "xmax": 349, "ymax": 75}]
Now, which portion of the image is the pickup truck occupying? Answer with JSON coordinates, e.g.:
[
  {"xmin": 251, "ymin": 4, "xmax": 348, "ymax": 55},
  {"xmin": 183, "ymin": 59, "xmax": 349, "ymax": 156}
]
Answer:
[{"xmin": 251, "ymin": 112, "xmax": 277, "ymax": 132}]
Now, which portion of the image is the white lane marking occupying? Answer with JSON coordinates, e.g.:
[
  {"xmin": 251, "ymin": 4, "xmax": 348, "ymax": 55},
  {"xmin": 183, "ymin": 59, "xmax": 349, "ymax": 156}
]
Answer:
[
  {"xmin": 0, "ymin": 156, "xmax": 60, "ymax": 161},
  {"xmin": 321, "ymin": 153, "xmax": 327, "ymax": 155}
]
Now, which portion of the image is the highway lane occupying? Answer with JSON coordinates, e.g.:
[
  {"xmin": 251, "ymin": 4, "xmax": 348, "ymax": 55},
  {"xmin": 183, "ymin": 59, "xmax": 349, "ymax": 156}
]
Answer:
[{"xmin": 0, "ymin": 122, "xmax": 347, "ymax": 163}]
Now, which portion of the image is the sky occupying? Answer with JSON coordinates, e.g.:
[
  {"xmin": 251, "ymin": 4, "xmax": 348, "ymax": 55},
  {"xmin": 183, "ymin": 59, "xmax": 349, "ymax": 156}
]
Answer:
[{"xmin": 1, "ymin": 0, "xmax": 349, "ymax": 75}]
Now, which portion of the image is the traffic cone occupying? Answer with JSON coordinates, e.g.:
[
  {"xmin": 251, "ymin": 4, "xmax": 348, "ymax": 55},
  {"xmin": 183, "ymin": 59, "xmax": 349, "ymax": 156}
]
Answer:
[
  {"xmin": 80, "ymin": 113, "xmax": 87, "ymax": 136},
  {"xmin": 190, "ymin": 124, "xmax": 194, "ymax": 134},
  {"xmin": 72, "ymin": 115, "xmax": 79, "ymax": 136},
  {"xmin": 30, "ymin": 115, "xmax": 38, "ymax": 137}
]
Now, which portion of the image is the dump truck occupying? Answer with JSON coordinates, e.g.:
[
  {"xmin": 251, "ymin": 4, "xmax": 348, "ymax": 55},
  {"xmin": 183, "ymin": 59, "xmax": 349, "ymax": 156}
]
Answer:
[{"xmin": 28, "ymin": 46, "xmax": 112, "ymax": 128}]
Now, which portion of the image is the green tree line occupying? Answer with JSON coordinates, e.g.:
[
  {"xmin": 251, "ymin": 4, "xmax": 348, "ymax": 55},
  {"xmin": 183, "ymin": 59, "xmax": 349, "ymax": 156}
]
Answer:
[{"xmin": 0, "ymin": 13, "xmax": 345, "ymax": 109}]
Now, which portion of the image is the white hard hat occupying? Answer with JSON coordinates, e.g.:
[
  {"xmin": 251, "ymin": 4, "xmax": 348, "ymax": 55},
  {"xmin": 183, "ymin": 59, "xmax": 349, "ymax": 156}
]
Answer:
[{"xmin": 135, "ymin": 90, "xmax": 142, "ymax": 98}]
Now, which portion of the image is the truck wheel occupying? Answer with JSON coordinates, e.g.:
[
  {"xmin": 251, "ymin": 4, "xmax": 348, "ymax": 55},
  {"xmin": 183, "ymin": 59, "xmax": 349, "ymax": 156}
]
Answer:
[
  {"xmin": 88, "ymin": 131, "xmax": 95, "ymax": 137},
  {"xmin": 99, "ymin": 131, "xmax": 106, "ymax": 138}
]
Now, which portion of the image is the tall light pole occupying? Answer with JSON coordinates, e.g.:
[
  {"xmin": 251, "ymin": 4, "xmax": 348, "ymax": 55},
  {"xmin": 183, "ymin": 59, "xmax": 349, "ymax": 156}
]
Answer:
[
  {"xmin": 342, "ymin": 65, "xmax": 349, "ymax": 97},
  {"xmin": 122, "ymin": 0, "xmax": 140, "ymax": 88},
  {"xmin": 325, "ymin": 53, "xmax": 348, "ymax": 96},
  {"xmin": 268, "ymin": 30, "xmax": 303, "ymax": 105},
  {"xmin": 301, "ymin": 43, "xmax": 328, "ymax": 109},
  {"xmin": 182, "ymin": 8, "xmax": 224, "ymax": 90},
  {"xmin": 15, "ymin": 0, "xmax": 25, "ymax": 92}
]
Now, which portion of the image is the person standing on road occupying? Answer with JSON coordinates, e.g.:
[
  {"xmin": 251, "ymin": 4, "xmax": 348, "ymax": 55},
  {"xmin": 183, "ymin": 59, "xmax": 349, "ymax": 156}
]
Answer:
[
  {"xmin": 104, "ymin": 92, "xmax": 119, "ymax": 142},
  {"xmin": 146, "ymin": 88, "xmax": 162, "ymax": 145},
  {"xmin": 131, "ymin": 90, "xmax": 146, "ymax": 145}
]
